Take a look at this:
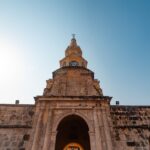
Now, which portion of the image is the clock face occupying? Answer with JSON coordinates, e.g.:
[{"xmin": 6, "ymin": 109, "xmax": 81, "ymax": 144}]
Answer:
[
  {"xmin": 69, "ymin": 61, "xmax": 79, "ymax": 66},
  {"xmin": 64, "ymin": 142, "xmax": 83, "ymax": 150}
]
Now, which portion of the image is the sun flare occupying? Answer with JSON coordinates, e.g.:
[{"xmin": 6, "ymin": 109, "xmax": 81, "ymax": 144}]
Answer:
[{"xmin": 0, "ymin": 38, "xmax": 23, "ymax": 82}]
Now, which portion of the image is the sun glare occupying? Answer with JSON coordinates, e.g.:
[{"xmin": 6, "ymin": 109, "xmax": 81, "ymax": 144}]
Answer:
[{"xmin": 0, "ymin": 38, "xmax": 23, "ymax": 83}]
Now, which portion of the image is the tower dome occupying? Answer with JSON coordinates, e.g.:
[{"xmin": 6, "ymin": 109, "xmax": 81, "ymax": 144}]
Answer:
[
  {"xmin": 65, "ymin": 37, "xmax": 82, "ymax": 57},
  {"xmin": 60, "ymin": 36, "xmax": 87, "ymax": 68}
]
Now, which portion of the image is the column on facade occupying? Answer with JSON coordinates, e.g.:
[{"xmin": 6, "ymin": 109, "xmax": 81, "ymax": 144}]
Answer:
[
  {"xmin": 97, "ymin": 107, "xmax": 107, "ymax": 150},
  {"xmin": 26, "ymin": 104, "xmax": 41, "ymax": 150},
  {"xmin": 31, "ymin": 109, "xmax": 44, "ymax": 150},
  {"xmin": 89, "ymin": 131, "xmax": 97, "ymax": 150},
  {"xmin": 42, "ymin": 109, "xmax": 53, "ymax": 150},
  {"xmin": 93, "ymin": 108, "xmax": 103, "ymax": 150},
  {"xmin": 101, "ymin": 107, "xmax": 113, "ymax": 150},
  {"xmin": 49, "ymin": 131, "xmax": 57, "ymax": 150}
]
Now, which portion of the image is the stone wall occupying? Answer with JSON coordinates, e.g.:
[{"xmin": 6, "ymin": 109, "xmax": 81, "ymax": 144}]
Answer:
[
  {"xmin": 0, "ymin": 104, "xmax": 35, "ymax": 150},
  {"xmin": 111, "ymin": 106, "xmax": 150, "ymax": 150},
  {"xmin": 0, "ymin": 104, "xmax": 35, "ymax": 127},
  {"xmin": 0, "ymin": 128, "xmax": 31, "ymax": 150},
  {"xmin": 0, "ymin": 103, "xmax": 150, "ymax": 150}
]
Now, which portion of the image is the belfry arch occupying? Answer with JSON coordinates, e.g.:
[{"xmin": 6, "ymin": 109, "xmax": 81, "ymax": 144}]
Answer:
[{"xmin": 55, "ymin": 115, "xmax": 91, "ymax": 150}]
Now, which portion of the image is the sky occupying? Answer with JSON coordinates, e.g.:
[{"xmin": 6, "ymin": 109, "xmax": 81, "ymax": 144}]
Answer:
[{"xmin": 0, "ymin": 0, "xmax": 150, "ymax": 105}]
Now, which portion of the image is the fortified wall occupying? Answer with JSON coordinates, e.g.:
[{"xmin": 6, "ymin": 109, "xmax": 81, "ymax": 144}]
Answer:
[
  {"xmin": 111, "ymin": 105, "xmax": 150, "ymax": 150},
  {"xmin": 0, "ymin": 104, "xmax": 35, "ymax": 150},
  {"xmin": 0, "ymin": 104, "xmax": 149, "ymax": 150}
]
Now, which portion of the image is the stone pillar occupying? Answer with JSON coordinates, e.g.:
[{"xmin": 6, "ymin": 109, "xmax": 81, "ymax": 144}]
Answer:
[
  {"xmin": 101, "ymin": 107, "xmax": 113, "ymax": 150},
  {"xmin": 42, "ymin": 109, "xmax": 53, "ymax": 150},
  {"xmin": 31, "ymin": 109, "xmax": 44, "ymax": 150},
  {"xmin": 97, "ymin": 108, "xmax": 107, "ymax": 150},
  {"xmin": 93, "ymin": 108, "xmax": 103, "ymax": 150},
  {"xmin": 89, "ymin": 131, "xmax": 96, "ymax": 150},
  {"xmin": 26, "ymin": 105, "xmax": 42, "ymax": 150},
  {"xmin": 49, "ymin": 131, "xmax": 57, "ymax": 150}
]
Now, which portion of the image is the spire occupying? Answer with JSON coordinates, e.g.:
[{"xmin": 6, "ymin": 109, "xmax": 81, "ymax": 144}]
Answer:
[
  {"xmin": 66, "ymin": 34, "xmax": 82, "ymax": 57},
  {"xmin": 59, "ymin": 35, "xmax": 88, "ymax": 68},
  {"xmin": 70, "ymin": 34, "xmax": 77, "ymax": 47}
]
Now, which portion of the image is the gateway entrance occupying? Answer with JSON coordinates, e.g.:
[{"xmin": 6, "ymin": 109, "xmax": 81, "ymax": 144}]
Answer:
[{"xmin": 55, "ymin": 115, "xmax": 90, "ymax": 150}]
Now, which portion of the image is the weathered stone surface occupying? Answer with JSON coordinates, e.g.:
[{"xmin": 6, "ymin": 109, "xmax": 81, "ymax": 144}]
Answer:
[
  {"xmin": 0, "ymin": 128, "xmax": 31, "ymax": 150},
  {"xmin": 0, "ymin": 104, "xmax": 35, "ymax": 126},
  {"xmin": 111, "ymin": 106, "xmax": 150, "ymax": 150},
  {"xmin": 0, "ymin": 105, "xmax": 34, "ymax": 150},
  {"xmin": 43, "ymin": 67, "xmax": 103, "ymax": 96}
]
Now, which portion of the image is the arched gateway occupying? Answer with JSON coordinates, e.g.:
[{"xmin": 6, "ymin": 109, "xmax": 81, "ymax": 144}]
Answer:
[{"xmin": 55, "ymin": 115, "xmax": 90, "ymax": 150}]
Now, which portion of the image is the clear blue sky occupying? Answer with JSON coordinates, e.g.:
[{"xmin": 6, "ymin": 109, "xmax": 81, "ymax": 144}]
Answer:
[{"xmin": 0, "ymin": 0, "xmax": 149, "ymax": 105}]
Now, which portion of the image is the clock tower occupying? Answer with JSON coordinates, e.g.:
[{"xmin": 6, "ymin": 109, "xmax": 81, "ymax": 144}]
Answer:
[{"xmin": 27, "ymin": 37, "xmax": 113, "ymax": 150}]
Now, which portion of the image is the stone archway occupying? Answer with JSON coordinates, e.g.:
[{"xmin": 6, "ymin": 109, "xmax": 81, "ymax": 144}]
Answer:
[{"xmin": 55, "ymin": 115, "xmax": 91, "ymax": 150}]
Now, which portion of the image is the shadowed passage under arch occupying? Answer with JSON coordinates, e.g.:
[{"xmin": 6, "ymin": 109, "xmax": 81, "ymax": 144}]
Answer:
[{"xmin": 55, "ymin": 115, "xmax": 90, "ymax": 150}]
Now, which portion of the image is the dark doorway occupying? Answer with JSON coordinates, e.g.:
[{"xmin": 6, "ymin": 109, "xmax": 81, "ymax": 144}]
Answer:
[{"xmin": 55, "ymin": 115, "xmax": 90, "ymax": 150}]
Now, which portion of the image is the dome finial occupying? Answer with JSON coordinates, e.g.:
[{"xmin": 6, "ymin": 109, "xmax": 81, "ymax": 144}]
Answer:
[
  {"xmin": 72, "ymin": 33, "xmax": 75, "ymax": 39},
  {"xmin": 70, "ymin": 33, "xmax": 77, "ymax": 47}
]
